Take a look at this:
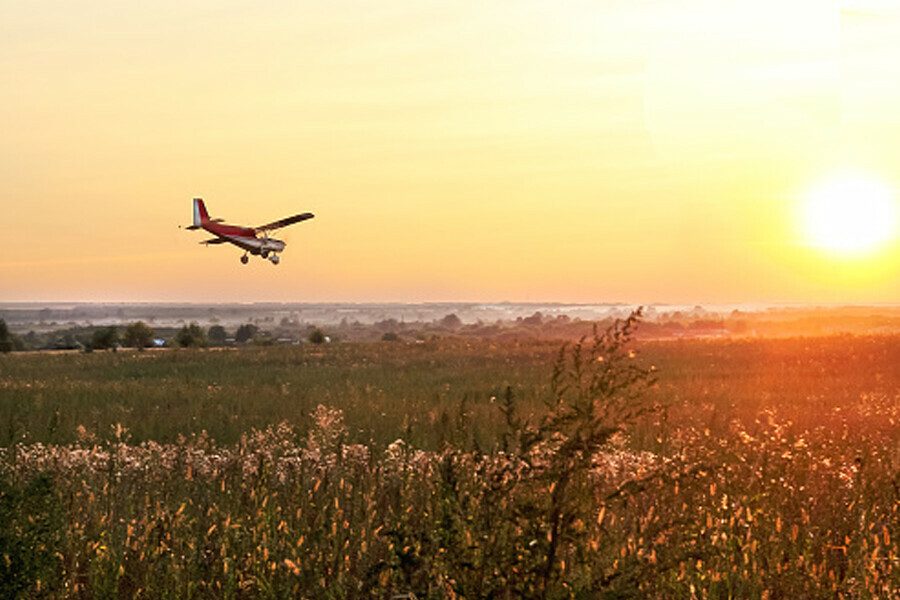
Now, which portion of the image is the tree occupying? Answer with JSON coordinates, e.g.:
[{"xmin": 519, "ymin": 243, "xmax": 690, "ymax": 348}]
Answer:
[
  {"xmin": 235, "ymin": 323, "xmax": 259, "ymax": 344},
  {"xmin": 208, "ymin": 325, "xmax": 227, "ymax": 346},
  {"xmin": 122, "ymin": 321, "xmax": 154, "ymax": 351},
  {"xmin": 22, "ymin": 331, "xmax": 40, "ymax": 351},
  {"xmin": 440, "ymin": 313, "xmax": 462, "ymax": 330},
  {"xmin": 308, "ymin": 328, "xmax": 327, "ymax": 345},
  {"xmin": 59, "ymin": 333, "xmax": 79, "ymax": 350},
  {"xmin": 175, "ymin": 323, "xmax": 207, "ymax": 348},
  {"xmin": 520, "ymin": 311, "xmax": 544, "ymax": 326},
  {"xmin": 0, "ymin": 319, "xmax": 12, "ymax": 353},
  {"xmin": 91, "ymin": 326, "xmax": 119, "ymax": 351}
]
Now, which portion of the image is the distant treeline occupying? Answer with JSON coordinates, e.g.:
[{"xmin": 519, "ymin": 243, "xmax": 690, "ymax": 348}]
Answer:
[{"xmin": 4, "ymin": 305, "xmax": 900, "ymax": 353}]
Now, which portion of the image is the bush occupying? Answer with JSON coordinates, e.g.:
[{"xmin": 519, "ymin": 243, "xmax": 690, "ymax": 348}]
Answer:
[
  {"xmin": 483, "ymin": 308, "xmax": 659, "ymax": 595},
  {"xmin": 308, "ymin": 328, "xmax": 327, "ymax": 345},
  {"xmin": 122, "ymin": 321, "xmax": 154, "ymax": 350},
  {"xmin": 208, "ymin": 325, "xmax": 227, "ymax": 346},
  {"xmin": 91, "ymin": 326, "xmax": 119, "ymax": 351},
  {"xmin": 175, "ymin": 323, "xmax": 207, "ymax": 348},
  {"xmin": 235, "ymin": 323, "xmax": 258, "ymax": 344},
  {"xmin": 440, "ymin": 313, "xmax": 462, "ymax": 329},
  {"xmin": 0, "ymin": 318, "xmax": 12, "ymax": 353}
]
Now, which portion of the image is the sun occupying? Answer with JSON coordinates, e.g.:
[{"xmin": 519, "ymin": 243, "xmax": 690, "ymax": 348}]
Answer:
[{"xmin": 800, "ymin": 173, "xmax": 899, "ymax": 257}]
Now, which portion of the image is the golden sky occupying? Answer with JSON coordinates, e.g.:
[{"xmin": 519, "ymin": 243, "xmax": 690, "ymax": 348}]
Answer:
[{"xmin": 3, "ymin": 0, "xmax": 900, "ymax": 303}]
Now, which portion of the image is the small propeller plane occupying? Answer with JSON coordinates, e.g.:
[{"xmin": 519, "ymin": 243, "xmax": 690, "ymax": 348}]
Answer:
[{"xmin": 185, "ymin": 198, "xmax": 314, "ymax": 265}]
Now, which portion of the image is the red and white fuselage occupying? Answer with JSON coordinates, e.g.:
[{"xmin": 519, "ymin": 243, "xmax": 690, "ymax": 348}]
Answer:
[{"xmin": 186, "ymin": 198, "xmax": 314, "ymax": 265}]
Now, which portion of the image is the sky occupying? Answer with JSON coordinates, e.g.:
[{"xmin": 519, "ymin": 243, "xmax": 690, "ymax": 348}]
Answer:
[{"xmin": 3, "ymin": 0, "xmax": 900, "ymax": 304}]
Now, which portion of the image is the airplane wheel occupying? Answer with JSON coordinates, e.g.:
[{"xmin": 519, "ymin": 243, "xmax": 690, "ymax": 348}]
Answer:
[
  {"xmin": 240, "ymin": 255, "xmax": 249, "ymax": 264},
  {"xmin": 270, "ymin": 255, "xmax": 280, "ymax": 265},
  {"xmin": 261, "ymin": 250, "xmax": 269, "ymax": 259}
]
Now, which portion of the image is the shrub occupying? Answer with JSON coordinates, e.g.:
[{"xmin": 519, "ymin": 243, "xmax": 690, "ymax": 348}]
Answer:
[
  {"xmin": 485, "ymin": 308, "xmax": 659, "ymax": 595},
  {"xmin": 207, "ymin": 325, "xmax": 227, "ymax": 346},
  {"xmin": 308, "ymin": 328, "xmax": 327, "ymax": 345},
  {"xmin": 0, "ymin": 319, "xmax": 12, "ymax": 353},
  {"xmin": 175, "ymin": 322, "xmax": 207, "ymax": 348},
  {"xmin": 122, "ymin": 321, "xmax": 154, "ymax": 350},
  {"xmin": 90, "ymin": 326, "xmax": 119, "ymax": 351},
  {"xmin": 235, "ymin": 323, "xmax": 258, "ymax": 344}
]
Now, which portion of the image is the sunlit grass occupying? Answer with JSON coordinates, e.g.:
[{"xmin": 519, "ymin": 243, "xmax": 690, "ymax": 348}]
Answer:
[{"xmin": 4, "ymin": 330, "xmax": 900, "ymax": 597}]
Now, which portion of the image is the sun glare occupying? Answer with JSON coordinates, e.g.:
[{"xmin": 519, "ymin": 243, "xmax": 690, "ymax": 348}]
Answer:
[{"xmin": 800, "ymin": 173, "xmax": 899, "ymax": 257}]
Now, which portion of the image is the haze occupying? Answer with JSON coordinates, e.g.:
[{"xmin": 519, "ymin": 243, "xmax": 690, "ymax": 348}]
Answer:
[{"xmin": 4, "ymin": 0, "xmax": 900, "ymax": 304}]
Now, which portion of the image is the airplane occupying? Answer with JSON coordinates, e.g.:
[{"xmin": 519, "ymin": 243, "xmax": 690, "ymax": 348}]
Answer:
[{"xmin": 185, "ymin": 198, "xmax": 314, "ymax": 265}]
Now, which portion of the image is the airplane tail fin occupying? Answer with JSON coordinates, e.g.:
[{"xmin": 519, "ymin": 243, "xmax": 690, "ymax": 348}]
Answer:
[{"xmin": 193, "ymin": 198, "xmax": 210, "ymax": 228}]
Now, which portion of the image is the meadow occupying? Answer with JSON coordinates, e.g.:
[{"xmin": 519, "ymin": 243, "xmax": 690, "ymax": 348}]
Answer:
[{"xmin": 4, "ymin": 319, "xmax": 900, "ymax": 598}]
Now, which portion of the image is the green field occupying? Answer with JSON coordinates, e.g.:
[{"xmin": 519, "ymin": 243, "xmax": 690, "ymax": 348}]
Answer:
[
  {"xmin": 4, "ymin": 334, "xmax": 899, "ymax": 447},
  {"xmin": 1, "ymin": 340, "xmax": 559, "ymax": 449},
  {"xmin": 3, "ymin": 329, "xmax": 900, "ymax": 598}
]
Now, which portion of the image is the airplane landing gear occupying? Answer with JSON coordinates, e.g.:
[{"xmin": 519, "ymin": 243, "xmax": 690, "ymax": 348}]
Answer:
[
  {"xmin": 269, "ymin": 254, "xmax": 280, "ymax": 265},
  {"xmin": 240, "ymin": 254, "xmax": 249, "ymax": 264}
]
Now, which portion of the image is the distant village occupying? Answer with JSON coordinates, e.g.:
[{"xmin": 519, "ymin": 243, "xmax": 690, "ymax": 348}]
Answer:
[{"xmin": 3, "ymin": 302, "xmax": 900, "ymax": 352}]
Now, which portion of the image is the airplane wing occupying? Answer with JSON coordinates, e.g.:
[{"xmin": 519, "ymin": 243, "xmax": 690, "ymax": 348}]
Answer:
[{"xmin": 255, "ymin": 212, "xmax": 315, "ymax": 233}]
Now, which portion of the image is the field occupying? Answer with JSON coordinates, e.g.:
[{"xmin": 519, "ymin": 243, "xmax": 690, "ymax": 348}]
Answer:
[{"xmin": 4, "ymin": 324, "xmax": 900, "ymax": 598}]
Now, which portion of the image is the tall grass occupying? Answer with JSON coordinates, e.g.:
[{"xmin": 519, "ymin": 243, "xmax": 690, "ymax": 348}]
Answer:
[{"xmin": 5, "ymin": 318, "xmax": 900, "ymax": 597}]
